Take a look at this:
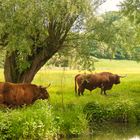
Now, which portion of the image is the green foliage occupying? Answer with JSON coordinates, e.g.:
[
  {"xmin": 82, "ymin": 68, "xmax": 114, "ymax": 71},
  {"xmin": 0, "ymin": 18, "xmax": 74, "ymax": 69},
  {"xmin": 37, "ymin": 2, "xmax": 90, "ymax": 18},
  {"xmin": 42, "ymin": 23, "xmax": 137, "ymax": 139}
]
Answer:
[
  {"xmin": 110, "ymin": 99, "xmax": 136, "ymax": 123},
  {"xmin": 83, "ymin": 101, "xmax": 108, "ymax": 123},
  {"xmin": 86, "ymin": 11, "xmax": 140, "ymax": 60},
  {"xmin": 131, "ymin": 45, "xmax": 140, "ymax": 61},
  {"xmin": 0, "ymin": 100, "xmax": 88, "ymax": 140},
  {"xmin": 0, "ymin": 49, "xmax": 5, "ymax": 68},
  {"xmin": 0, "ymin": 100, "xmax": 60, "ymax": 140},
  {"xmin": 83, "ymin": 99, "xmax": 137, "ymax": 124},
  {"xmin": 121, "ymin": 0, "xmax": 140, "ymax": 24},
  {"xmin": 53, "ymin": 104, "xmax": 88, "ymax": 137},
  {"xmin": 0, "ymin": 0, "xmax": 96, "ymax": 81},
  {"xmin": 120, "ymin": 0, "xmax": 140, "ymax": 61},
  {"xmin": 47, "ymin": 35, "xmax": 98, "ymax": 71}
]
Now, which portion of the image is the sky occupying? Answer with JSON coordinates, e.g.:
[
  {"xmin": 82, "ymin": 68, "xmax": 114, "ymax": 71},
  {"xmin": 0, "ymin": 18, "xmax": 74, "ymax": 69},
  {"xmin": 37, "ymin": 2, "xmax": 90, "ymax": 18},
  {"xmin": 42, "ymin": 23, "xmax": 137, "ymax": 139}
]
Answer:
[{"xmin": 97, "ymin": 0, "xmax": 124, "ymax": 14}]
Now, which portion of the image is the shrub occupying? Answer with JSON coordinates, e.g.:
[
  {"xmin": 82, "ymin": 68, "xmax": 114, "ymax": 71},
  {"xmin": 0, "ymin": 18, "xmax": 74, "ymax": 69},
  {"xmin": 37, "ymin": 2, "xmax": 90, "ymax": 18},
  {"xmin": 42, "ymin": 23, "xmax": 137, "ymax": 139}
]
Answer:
[
  {"xmin": 0, "ymin": 100, "xmax": 88, "ymax": 140},
  {"xmin": 83, "ymin": 99, "xmax": 137, "ymax": 124},
  {"xmin": 0, "ymin": 100, "xmax": 59, "ymax": 140},
  {"xmin": 83, "ymin": 101, "xmax": 109, "ymax": 123},
  {"xmin": 110, "ymin": 99, "xmax": 136, "ymax": 123},
  {"xmin": 53, "ymin": 103, "xmax": 88, "ymax": 137}
]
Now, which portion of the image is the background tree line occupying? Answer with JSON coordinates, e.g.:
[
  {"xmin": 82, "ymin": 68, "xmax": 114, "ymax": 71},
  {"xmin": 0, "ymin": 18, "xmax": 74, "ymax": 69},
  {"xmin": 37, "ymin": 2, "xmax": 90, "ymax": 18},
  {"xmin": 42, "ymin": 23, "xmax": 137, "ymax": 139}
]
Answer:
[{"xmin": 0, "ymin": 0, "xmax": 140, "ymax": 83}]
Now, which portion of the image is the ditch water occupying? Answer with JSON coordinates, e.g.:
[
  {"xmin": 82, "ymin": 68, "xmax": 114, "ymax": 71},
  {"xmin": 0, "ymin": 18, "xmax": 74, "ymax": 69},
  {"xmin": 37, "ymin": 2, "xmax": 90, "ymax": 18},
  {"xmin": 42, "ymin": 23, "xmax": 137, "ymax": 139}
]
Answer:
[{"xmin": 65, "ymin": 123, "xmax": 140, "ymax": 140}]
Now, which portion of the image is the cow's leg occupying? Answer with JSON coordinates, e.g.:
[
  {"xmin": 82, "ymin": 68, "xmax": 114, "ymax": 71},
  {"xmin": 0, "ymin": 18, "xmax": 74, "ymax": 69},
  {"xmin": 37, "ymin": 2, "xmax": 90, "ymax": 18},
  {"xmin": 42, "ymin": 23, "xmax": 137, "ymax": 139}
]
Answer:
[
  {"xmin": 78, "ymin": 88, "xmax": 81, "ymax": 96},
  {"xmin": 100, "ymin": 83, "xmax": 104, "ymax": 95},
  {"xmin": 78, "ymin": 87, "xmax": 85, "ymax": 96},
  {"xmin": 100, "ymin": 89, "xmax": 103, "ymax": 94},
  {"xmin": 90, "ymin": 90, "xmax": 92, "ymax": 94},
  {"xmin": 104, "ymin": 90, "xmax": 107, "ymax": 95},
  {"xmin": 0, "ymin": 103, "xmax": 7, "ymax": 108},
  {"xmin": 81, "ymin": 88, "xmax": 85, "ymax": 96}
]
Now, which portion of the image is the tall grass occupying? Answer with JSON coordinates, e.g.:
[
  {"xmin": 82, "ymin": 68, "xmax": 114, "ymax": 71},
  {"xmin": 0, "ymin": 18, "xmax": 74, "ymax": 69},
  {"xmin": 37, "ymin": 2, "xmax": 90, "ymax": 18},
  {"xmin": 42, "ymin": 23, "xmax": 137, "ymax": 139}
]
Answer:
[{"xmin": 0, "ymin": 59, "xmax": 140, "ymax": 139}]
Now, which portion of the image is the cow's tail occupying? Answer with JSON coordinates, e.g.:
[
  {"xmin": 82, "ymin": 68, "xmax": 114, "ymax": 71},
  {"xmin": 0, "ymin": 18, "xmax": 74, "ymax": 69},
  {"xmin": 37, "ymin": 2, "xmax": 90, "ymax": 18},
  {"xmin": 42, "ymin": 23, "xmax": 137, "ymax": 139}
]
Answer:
[{"xmin": 75, "ymin": 74, "xmax": 80, "ymax": 94}]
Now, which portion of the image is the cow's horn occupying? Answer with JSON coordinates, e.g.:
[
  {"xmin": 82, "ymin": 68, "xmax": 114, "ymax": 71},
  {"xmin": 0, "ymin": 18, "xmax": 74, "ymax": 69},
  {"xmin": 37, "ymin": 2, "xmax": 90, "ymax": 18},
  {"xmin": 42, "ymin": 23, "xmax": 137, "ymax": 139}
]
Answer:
[
  {"xmin": 119, "ymin": 74, "xmax": 127, "ymax": 78},
  {"xmin": 46, "ymin": 83, "xmax": 51, "ymax": 88}
]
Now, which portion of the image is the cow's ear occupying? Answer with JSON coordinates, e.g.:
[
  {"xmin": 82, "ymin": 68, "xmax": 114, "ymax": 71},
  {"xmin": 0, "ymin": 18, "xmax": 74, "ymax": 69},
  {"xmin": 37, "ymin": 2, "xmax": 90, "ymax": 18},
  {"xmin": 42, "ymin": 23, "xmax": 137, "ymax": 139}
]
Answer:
[
  {"xmin": 40, "ymin": 86, "xmax": 47, "ymax": 89},
  {"xmin": 38, "ymin": 86, "xmax": 47, "ymax": 93},
  {"xmin": 39, "ymin": 85, "xmax": 42, "ymax": 88}
]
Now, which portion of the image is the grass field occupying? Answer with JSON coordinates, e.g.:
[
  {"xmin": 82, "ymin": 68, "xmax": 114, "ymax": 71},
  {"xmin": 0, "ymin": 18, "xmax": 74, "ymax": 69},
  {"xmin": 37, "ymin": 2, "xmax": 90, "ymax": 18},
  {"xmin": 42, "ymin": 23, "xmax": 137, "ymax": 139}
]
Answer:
[
  {"xmin": 1, "ymin": 59, "xmax": 140, "ymax": 109},
  {"xmin": 31, "ymin": 59, "xmax": 140, "ymax": 106},
  {"xmin": 0, "ymin": 59, "xmax": 140, "ymax": 139}
]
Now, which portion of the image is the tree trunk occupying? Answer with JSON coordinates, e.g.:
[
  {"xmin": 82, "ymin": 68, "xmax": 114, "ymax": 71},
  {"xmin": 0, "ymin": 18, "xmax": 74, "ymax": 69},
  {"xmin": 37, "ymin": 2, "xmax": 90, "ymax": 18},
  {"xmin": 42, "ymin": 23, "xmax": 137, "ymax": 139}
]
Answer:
[
  {"xmin": 4, "ymin": 47, "xmax": 58, "ymax": 83},
  {"xmin": 19, "ymin": 48, "xmax": 56, "ymax": 83},
  {"xmin": 4, "ymin": 52, "xmax": 20, "ymax": 83}
]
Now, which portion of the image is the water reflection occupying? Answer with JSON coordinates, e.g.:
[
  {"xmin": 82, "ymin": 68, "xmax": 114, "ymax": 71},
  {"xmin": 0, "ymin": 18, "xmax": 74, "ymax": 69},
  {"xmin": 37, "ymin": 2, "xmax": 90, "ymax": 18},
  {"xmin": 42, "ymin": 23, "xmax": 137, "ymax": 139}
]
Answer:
[{"xmin": 67, "ymin": 123, "xmax": 140, "ymax": 140}]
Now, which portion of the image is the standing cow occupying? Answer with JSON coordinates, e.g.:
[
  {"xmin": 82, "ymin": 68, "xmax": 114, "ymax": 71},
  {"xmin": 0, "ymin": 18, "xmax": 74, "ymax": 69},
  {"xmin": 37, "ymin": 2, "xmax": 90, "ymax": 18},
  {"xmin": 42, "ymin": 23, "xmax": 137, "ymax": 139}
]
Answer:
[
  {"xmin": 75, "ymin": 72, "xmax": 126, "ymax": 96},
  {"xmin": 0, "ymin": 82, "xmax": 50, "ymax": 107}
]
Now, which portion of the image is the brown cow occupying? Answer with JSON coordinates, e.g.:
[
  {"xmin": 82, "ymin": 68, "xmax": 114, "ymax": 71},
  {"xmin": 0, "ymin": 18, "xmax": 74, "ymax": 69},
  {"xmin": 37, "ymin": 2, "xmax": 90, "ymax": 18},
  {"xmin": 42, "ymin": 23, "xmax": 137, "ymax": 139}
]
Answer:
[
  {"xmin": 0, "ymin": 82, "xmax": 50, "ymax": 107},
  {"xmin": 75, "ymin": 72, "xmax": 126, "ymax": 96}
]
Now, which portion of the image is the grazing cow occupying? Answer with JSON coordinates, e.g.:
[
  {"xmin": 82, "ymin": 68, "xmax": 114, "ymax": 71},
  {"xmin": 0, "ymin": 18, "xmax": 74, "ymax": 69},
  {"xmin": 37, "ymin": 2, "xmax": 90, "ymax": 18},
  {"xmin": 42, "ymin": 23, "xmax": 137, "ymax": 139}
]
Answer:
[
  {"xmin": 75, "ymin": 72, "xmax": 126, "ymax": 96},
  {"xmin": 0, "ymin": 82, "xmax": 50, "ymax": 107}
]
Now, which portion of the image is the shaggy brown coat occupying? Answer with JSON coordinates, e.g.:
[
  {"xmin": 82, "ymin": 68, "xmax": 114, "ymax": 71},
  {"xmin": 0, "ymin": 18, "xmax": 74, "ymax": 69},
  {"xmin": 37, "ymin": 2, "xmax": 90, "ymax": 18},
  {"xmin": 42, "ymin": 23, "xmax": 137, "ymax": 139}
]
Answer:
[
  {"xmin": 75, "ymin": 72, "xmax": 124, "ymax": 96},
  {"xmin": 0, "ymin": 82, "xmax": 49, "ymax": 107}
]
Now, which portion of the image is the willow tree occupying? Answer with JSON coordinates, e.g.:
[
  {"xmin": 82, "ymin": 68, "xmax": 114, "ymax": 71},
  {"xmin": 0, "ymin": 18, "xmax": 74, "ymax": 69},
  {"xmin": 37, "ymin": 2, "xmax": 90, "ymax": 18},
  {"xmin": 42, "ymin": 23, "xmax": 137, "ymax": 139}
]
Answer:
[
  {"xmin": 120, "ymin": 0, "xmax": 140, "ymax": 61},
  {"xmin": 0, "ymin": 0, "xmax": 99, "ymax": 83},
  {"xmin": 120, "ymin": 0, "xmax": 140, "ymax": 24}
]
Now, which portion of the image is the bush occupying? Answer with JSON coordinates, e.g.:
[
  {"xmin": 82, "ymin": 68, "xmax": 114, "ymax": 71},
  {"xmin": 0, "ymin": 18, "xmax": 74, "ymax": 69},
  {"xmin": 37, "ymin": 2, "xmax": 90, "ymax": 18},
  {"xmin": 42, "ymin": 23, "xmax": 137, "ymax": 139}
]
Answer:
[
  {"xmin": 53, "ymin": 103, "xmax": 88, "ymax": 137},
  {"xmin": 110, "ymin": 99, "xmax": 136, "ymax": 123},
  {"xmin": 0, "ymin": 100, "xmax": 59, "ymax": 140},
  {"xmin": 83, "ymin": 101, "xmax": 108, "ymax": 123},
  {"xmin": 83, "ymin": 99, "xmax": 137, "ymax": 124},
  {"xmin": 0, "ymin": 100, "xmax": 88, "ymax": 140}
]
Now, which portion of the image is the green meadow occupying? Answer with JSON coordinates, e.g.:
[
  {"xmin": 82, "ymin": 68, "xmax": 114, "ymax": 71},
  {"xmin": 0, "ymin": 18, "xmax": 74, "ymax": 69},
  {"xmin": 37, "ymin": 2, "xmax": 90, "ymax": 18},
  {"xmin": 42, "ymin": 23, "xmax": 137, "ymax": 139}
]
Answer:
[
  {"xmin": 0, "ymin": 59, "xmax": 140, "ymax": 139},
  {"xmin": 33, "ymin": 59, "xmax": 140, "ymax": 105}
]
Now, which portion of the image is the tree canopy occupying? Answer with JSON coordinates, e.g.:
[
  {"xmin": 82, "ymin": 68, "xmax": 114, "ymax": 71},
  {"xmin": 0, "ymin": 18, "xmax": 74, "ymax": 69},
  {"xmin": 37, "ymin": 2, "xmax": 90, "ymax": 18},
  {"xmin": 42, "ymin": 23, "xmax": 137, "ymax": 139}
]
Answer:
[
  {"xmin": 0, "ymin": 0, "xmax": 97, "ymax": 82},
  {"xmin": 0, "ymin": 0, "xmax": 140, "ymax": 83},
  {"xmin": 121, "ymin": 0, "xmax": 140, "ymax": 24},
  {"xmin": 120, "ymin": 0, "xmax": 140, "ymax": 60}
]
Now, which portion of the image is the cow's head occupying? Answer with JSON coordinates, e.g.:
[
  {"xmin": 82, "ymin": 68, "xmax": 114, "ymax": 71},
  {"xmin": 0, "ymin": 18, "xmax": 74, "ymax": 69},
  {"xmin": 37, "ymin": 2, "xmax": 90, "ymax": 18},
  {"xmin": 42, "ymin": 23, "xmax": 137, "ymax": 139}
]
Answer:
[
  {"xmin": 114, "ymin": 75, "xmax": 121, "ymax": 84},
  {"xmin": 114, "ymin": 74, "xmax": 127, "ymax": 84},
  {"xmin": 38, "ymin": 85, "xmax": 50, "ymax": 100}
]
